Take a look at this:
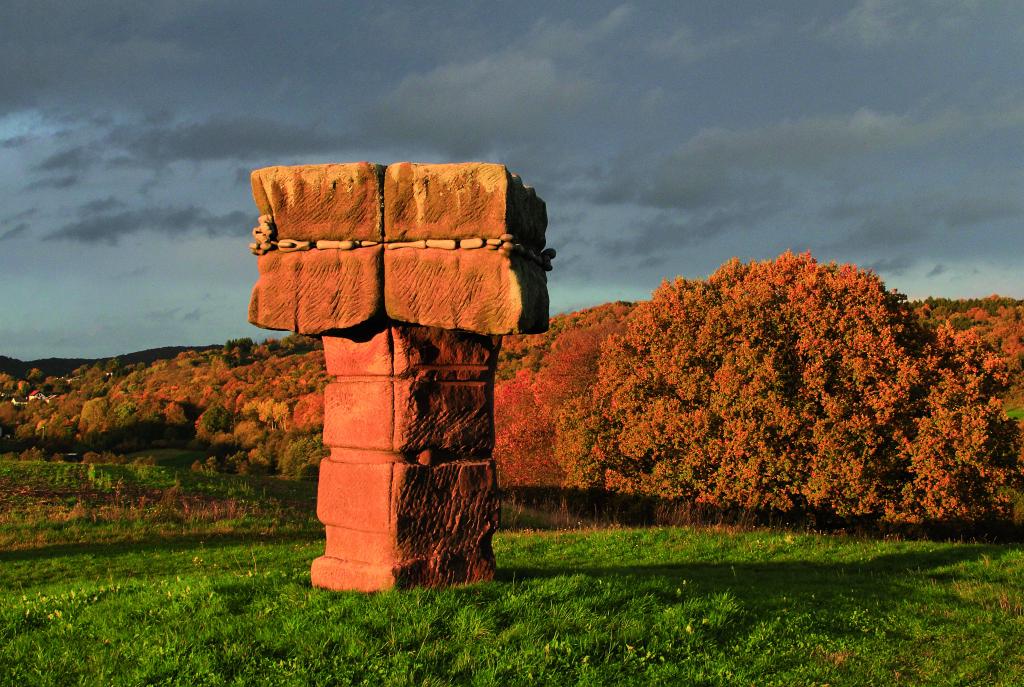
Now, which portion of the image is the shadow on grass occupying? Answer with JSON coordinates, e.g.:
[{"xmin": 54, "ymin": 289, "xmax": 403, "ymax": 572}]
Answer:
[
  {"xmin": 491, "ymin": 544, "xmax": 1011, "ymax": 638},
  {"xmin": 0, "ymin": 529, "xmax": 320, "ymax": 565},
  {"xmin": 497, "ymin": 543, "xmax": 1011, "ymax": 619}
]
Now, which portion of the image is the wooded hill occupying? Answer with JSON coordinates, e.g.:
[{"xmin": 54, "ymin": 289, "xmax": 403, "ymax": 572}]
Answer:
[{"xmin": 2, "ymin": 258, "xmax": 1022, "ymax": 522}]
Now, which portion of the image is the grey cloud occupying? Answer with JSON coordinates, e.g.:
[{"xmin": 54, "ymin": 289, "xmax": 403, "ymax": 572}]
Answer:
[
  {"xmin": 109, "ymin": 116, "xmax": 354, "ymax": 165},
  {"xmin": 2, "ymin": 135, "xmax": 33, "ymax": 148},
  {"xmin": 941, "ymin": 196, "xmax": 1022, "ymax": 228},
  {"xmin": 34, "ymin": 145, "xmax": 93, "ymax": 172},
  {"xmin": 4, "ymin": 208, "xmax": 38, "ymax": 224},
  {"xmin": 592, "ymin": 108, "xmax": 953, "ymax": 213},
  {"xmin": 589, "ymin": 105, "xmax": 1024, "ymax": 242},
  {"xmin": 864, "ymin": 255, "xmax": 913, "ymax": 276},
  {"xmin": 49, "ymin": 205, "xmax": 249, "ymax": 244},
  {"xmin": 601, "ymin": 196, "xmax": 787, "ymax": 260},
  {"xmin": 647, "ymin": 19, "xmax": 776, "ymax": 63},
  {"xmin": 145, "ymin": 307, "xmax": 181, "ymax": 321},
  {"xmin": 181, "ymin": 308, "xmax": 201, "ymax": 322},
  {"xmin": 927, "ymin": 264, "xmax": 948, "ymax": 277},
  {"xmin": 115, "ymin": 266, "xmax": 149, "ymax": 279},
  {"xmin": 365, "ymin": 53, "xmax": 594, "ymax": 158},
  {"xmin": 819, "ymin": 0, "xmax": 991, "ymax": 48},
  {"xmin": 25, "ymin": 175, "xmax": 79, "ymax": 190},
  {"xmin": 80, "ymin": 197, "xmax": 126, "ymax": 214},
  {"xmin": 0, "ymin": 223, "xmax": 30, "ymax": 240},
  {"xmin": 361, "ymin": 7, "xmax": 634, "ymax": 158},
  {"xmin": 829, "ymin": 191, "xmax": 1023, "ymax": 252},
  {"xmin": 517, "ymin": 5, "xmax": 633, "ymax": 60}
]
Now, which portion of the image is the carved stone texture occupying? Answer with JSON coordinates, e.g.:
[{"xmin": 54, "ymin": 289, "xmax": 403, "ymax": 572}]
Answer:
[
  {"xmin": 383, "ymin": 162, "xmax": 547, "ymax": 247},
  {"xmin": 311, "ymin": 324, "xmax": 501, "ymax": 591},
  {"xmin": 246, "ymin": 162, "xmax": 549, "ymax": 336},
  {"xmin": 384, "ymin": 248, "xmax": 549, "ymax": 337},
  {"xmin": 249, "ymin": 246, "xmax": 383, "ymax": 334},
  {"xmin": 251, "ymin": 162, "xmax": 384, "ymax": 242}
]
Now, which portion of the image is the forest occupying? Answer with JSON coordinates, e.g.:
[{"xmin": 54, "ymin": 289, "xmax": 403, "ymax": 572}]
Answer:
[{"xmin": 3, "ymin": 254, "xmax": 1023, "ymax": 528}]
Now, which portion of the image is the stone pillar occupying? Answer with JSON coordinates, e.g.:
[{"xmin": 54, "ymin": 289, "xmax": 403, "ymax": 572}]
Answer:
[
  {"xmin": 243, "ymin": 161, "xmax": 551, "ymax": 591},
  {"xmin": 310, "ymin": 323, "xmax": 501, "ymax": 591}
]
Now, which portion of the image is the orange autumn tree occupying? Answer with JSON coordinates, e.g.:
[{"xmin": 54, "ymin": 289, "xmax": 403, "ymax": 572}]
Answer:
[
  {"xmin": 494, "ymin": 303, "xmax": 632, "ymax": 486},
  {"xmin": 569, "ymin": 252, "xmax": 1021, "ymax": 524}
]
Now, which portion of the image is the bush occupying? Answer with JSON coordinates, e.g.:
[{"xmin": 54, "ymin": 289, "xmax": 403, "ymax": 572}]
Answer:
[
  {"xmin": 279, "ymin": 435, "xmax": 325, "ymax": 480},
  {"xmin": 196, "ymin": 404, "xmax": 233, "ymax": 438},
  {"xmin": 567, "ymin": 252, "xmax": 1022, "ymax": 524},
  {"xmin": 18, "ymin": 447, "xmax": 47, "ymax": 462}
]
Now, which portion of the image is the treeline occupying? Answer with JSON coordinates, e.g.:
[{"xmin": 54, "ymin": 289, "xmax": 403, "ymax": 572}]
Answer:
[
  {"xmin": 2, "ymin": 253, "xmax": 1023, "ymax": 526},
  {"xmin": 495, "ymin": 254, "xmax": 1024, "ymax": 528},
  {"xmin": 0, "ymin": 335, "xmax": 328, "ymax": 477}
]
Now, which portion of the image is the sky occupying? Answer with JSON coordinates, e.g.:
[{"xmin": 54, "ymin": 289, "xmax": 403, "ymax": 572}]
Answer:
[{"xmin": 1, "ymin": 1, "xmax": 1023, "ymax": 359}]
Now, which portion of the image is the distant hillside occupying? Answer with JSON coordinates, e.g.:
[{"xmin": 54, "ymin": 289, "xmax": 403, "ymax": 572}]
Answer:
[{"xmin": 0, "ymin": 345, "xmax": 221, "ymax": 379}]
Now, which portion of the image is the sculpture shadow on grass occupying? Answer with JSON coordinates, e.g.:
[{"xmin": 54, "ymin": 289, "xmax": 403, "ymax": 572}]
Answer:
[
  {"xmin": 495, "ymin": 543, "xmax": 1016, "ymax": 637},
  {"xmin": 0, "ymin": 529, "xmax": 318, "ymax": 566}
]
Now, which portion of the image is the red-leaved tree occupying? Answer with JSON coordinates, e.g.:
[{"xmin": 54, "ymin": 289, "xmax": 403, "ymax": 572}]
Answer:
[{"xmin": 565, "ymin": 252, "xmax": 1021, "ymax": 523}]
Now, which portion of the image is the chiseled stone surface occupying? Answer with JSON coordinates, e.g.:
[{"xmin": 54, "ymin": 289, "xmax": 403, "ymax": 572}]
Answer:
[
  {"xmin": 311, "ymin": 460, "xmax": 498, "ymax": 590},
  {"xmin": 322, "ymin": 325, "xmax": 499, "ymax": 458},
  {"xmin": 384, "ymin": 248, "xmax": 548, "ymax": 335},
  {"xmin": 384, "ymin": 162, "xmax": 547, "ymax": 246},
  {"xmin": 251, "ymin": 163, "xmax": 384, "ymax": 242},
  {"xmin": 248, "ymin": 246, "xmax": 383, "ymax": 334},
  {"xmin": 311, "ymin": 325, "xmax": 501, "ymax": 591},
  {"xmin": 247, "ymin": 161, "xmax": 549, "ymax": 336},
  {"xmin": 392, "ymin": 376, "xmax": 493, "ymax": 457}
]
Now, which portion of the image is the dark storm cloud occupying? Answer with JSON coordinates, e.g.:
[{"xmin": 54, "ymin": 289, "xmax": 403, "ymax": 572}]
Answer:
[
  {"xmin": 601, "ymin": 197, "xmax": 788, "ymax": 259},
  {"xmin": 2, "ymin": 135, "xmax": 34, "ymax": 149},
  {"xmin": 580, "ymin": 105, "xmax": 1024, "ymax": 258},
  {"xmin": 0, "ymin": 223, "xmax": 30, "ymax": 240},
  {"xmin": 864, "ymin": 255, "xmax": 913, "ymax": 276},
  {"xmin": 5, "ymin": 208, "xmax": 38, "ymax": 223},
  {"xmin": 593, "ymin": 109, "xmax": 960, "ymax": 211},
  {"xmin": 80, "ymin": 197, "xmax": 126, "ymax": 214},
  {"xmin": 828, "ymin": 192, "xmax": 1023, "ymax": 252},
  {"xmin": 359, "ymin": 6, "xmax": 632, "ymax": 158},
  {"xmin": 49, "ymin": 205, "xmax": 249, "ymax": 244},
  {"xmin": 109, "ymin": 117, "xmax": 355, "ymax": 165},
  {"xmin": 364, "ymin": 53, "xmax": 595, "ymax": 158},
  {"xmin": 25, "ymin": 175, "xmax": 79, "ymax": 191},
  {"xmin": 34, "ymin": 145, "xmax": 93, "ymax": 173}
]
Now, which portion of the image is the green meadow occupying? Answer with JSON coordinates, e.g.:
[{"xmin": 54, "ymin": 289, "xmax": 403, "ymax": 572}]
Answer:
[{"xmin": 2, "ymin": 461, "xmax": 1023, "ymax": 686}]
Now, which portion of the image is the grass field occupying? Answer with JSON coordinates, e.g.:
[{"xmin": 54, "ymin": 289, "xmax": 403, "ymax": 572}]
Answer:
[
  {"xmin": 2, "ymin": 461, "xmax": 1024, "ymax": 685},
  {"xmin": 1008, "ymin": 407, "xmax": 1024, "ymax": 421}
]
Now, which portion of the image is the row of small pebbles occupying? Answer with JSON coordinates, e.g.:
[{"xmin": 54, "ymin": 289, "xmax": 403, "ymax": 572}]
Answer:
[{"xmin": 249, "ymin": 226, "xmax": 555, "ymax": 270}]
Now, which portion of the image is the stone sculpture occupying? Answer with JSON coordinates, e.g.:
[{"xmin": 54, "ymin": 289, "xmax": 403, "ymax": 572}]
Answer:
[{"xmin": 245, "ymin": 162, "xmax": 551, "ymax": 591}]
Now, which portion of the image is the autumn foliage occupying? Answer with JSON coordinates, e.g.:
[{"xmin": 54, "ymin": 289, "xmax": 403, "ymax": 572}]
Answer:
[
  {"xmin": 2, "ymin": 253, "xmax": 1022, "ymax": 525},
  {"xmin": 494, "ymin": 302, "xmax": 632, "ymax": 486},
  {"xmin": 559, "ymin": 253, "xmax": 1020, "ymax": 524}
]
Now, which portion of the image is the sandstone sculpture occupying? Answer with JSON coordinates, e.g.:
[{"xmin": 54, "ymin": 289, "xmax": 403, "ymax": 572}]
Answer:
[{"xmin": 245, "ymin": 162, "xmax": 550, "ymax": 591}]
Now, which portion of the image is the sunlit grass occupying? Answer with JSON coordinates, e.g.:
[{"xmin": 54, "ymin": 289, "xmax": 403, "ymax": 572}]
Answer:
[{"xmin": 2, "ymin": 463, "xmax": 1024, "ymax": 685}]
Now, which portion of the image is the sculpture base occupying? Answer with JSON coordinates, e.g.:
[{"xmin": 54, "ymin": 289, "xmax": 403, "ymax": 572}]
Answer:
[
  {"xmin": 313, "ymin": 324, "xmax": 501, "ymax": 592},
  {"xmin": 311, "ymin": 458, "xmax": 498, "ymax": 591}
]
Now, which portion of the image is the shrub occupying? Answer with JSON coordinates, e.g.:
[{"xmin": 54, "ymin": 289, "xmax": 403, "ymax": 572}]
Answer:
[
  {"xmin": 196, "ymin": 404, "xmax": 233, "ymax": 438},
  {"xmin": 19, "ymin": 446, "xmax": 46, "ymax": 462},
  {"xmin": 279, "ymin": 435, "xmax": 325, "ymax": 479},
  {"xmin": 568, "ymin": 252, "xmax": 1022, "ymax": 524}
]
